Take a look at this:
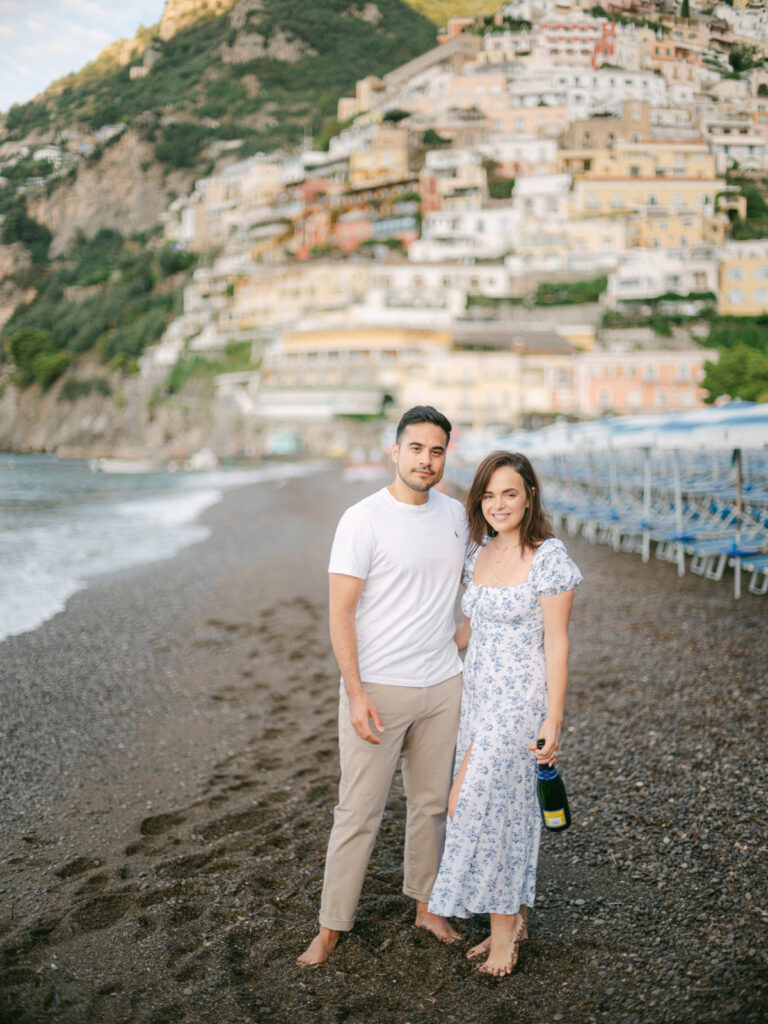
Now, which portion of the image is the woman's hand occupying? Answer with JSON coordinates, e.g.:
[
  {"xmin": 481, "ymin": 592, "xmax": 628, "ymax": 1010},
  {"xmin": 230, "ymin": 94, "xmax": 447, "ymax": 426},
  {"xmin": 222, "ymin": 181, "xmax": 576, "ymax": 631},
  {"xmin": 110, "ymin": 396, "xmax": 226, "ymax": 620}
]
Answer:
[
  {"xmin": 527, "ymin": 716, "xmax": 561, "ymax": 765},
  {"xmin": 454, "ymin": 614, "xmax": 471, "ymax": 651}
]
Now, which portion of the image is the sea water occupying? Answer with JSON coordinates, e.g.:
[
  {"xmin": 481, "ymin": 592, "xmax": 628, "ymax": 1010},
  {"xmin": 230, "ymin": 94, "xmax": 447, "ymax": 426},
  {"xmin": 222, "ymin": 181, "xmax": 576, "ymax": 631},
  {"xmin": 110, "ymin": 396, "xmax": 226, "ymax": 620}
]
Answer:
[{"xmin": 0, "ymin": 454, "xmax": 321, "ymax": 643}]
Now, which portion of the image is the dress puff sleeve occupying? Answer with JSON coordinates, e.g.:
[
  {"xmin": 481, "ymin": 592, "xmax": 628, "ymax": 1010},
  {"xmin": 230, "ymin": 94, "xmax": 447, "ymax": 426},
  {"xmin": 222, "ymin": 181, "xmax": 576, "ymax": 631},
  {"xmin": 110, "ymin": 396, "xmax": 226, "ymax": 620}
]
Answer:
[
  {"xmin": 461, "ymin": 543, "xmax": 482, "ymax": 588},
  {"xmin": 531, "ymin": 538, "xmax": 582, "ymax": 596}
]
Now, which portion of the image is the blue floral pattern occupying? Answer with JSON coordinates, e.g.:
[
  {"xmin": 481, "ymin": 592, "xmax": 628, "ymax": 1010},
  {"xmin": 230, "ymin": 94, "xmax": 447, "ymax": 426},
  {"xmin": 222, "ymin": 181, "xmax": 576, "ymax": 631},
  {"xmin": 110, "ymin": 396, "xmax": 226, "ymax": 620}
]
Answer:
[{"xmin": 428, "ymin": 538, "xmax": 582, "ymax": 918}]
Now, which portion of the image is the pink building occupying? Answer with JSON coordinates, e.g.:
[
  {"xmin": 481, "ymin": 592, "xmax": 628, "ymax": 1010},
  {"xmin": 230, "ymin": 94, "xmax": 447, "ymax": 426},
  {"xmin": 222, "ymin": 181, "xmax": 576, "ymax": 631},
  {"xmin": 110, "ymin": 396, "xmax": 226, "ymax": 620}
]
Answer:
[{"xmin": 578, "ymin": 350, "xmax": 717, "ymax": 416}]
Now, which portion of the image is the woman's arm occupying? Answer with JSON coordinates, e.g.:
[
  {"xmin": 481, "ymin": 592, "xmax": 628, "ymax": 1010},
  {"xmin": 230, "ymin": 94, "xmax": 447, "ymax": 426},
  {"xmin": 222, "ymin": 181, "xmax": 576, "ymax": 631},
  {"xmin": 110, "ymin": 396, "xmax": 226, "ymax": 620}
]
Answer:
[
  {"xmin": 454, "ymin": 613, "xmax": 471, "ymax": 651},
  {"xmin": 529, "ymin": 589, "xmax": 575, "ymax": 764}
]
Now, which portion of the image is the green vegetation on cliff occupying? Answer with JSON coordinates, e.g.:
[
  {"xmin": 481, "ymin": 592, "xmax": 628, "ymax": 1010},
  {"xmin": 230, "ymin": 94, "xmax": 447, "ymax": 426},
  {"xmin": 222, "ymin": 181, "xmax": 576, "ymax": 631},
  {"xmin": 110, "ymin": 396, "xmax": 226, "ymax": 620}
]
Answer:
[
  {"xmin": 698, "ymin": 315, "xmax": 768, "ymax": 404},
  {"xmin": 1, "ymin": 229, "xmax": 196, "ymax": 390},
  {"xmin": 533, "ymin": 276, "xmax": 607, "ymax": 306},
  {"xmin": 3, "ymin": 0, "xmax": 438, "ymax": 169}
]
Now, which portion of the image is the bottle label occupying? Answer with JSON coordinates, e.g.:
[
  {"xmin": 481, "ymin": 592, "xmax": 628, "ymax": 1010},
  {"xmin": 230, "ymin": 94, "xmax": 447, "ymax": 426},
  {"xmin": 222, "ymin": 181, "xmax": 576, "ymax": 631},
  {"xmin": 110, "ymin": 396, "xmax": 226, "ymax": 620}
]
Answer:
[{"xmin": 544, "ymin": 809, "xmax": 566, "ymax": 827}]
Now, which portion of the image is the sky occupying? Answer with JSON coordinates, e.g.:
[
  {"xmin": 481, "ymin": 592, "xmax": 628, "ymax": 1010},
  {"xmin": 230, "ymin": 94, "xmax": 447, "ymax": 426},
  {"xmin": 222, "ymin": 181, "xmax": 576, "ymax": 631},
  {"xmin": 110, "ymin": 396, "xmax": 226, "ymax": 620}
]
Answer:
[{"xmin": 0, "ymin": 0, "xmax": 166, "ymax": 113}]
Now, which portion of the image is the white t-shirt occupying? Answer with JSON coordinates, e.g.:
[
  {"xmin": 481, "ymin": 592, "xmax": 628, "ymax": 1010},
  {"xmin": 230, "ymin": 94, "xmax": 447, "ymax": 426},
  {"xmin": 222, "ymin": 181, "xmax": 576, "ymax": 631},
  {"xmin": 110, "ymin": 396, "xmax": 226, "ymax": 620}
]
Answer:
[{"xmin": 328, "ymin": 486, "xmax": 467, "ymax": 687}]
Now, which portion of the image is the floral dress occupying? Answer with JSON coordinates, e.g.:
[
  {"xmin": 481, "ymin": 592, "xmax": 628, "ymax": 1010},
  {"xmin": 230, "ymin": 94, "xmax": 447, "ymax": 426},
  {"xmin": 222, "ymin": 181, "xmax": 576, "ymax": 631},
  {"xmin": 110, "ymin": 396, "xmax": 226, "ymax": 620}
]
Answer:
[{"xmin": 428, "ymin": 537, "xmax": 582, "ymax": 918}]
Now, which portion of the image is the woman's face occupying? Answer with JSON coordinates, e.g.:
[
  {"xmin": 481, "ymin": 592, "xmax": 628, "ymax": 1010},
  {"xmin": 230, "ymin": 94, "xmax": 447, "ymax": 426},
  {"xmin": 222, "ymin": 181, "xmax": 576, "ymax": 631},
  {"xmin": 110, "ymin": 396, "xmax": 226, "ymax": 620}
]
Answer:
[{"xmin": 481, "ymin": 465, "xmax": 530, "ymax": 536}]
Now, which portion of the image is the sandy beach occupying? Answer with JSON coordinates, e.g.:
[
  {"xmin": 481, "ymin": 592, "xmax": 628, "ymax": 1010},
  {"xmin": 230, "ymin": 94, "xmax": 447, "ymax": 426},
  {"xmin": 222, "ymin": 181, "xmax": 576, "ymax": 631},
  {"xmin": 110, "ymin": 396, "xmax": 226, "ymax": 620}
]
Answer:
[{"xmin": 1, "ymin": 465, "xmax": 766, "ymax": 1024}]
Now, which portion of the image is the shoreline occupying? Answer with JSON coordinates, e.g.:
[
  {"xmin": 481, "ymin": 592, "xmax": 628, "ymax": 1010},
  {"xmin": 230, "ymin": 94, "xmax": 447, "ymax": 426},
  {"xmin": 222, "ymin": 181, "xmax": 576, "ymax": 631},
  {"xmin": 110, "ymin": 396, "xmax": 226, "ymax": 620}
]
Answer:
[
  {"xmin": 0, "ymin": 455, "xmax": 331, "ymax": 644},
  {"xmin": 1, "ymin": 468, "xmax": 767, "ymax": 1023}
]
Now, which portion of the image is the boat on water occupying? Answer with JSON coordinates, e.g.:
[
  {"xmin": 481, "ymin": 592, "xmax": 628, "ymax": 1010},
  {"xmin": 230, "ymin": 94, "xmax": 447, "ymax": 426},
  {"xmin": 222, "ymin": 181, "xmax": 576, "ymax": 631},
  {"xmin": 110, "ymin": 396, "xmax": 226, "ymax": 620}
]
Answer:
[{"xmin": 90, "ymin": 457, "xmax": 164, "ymax": 475}]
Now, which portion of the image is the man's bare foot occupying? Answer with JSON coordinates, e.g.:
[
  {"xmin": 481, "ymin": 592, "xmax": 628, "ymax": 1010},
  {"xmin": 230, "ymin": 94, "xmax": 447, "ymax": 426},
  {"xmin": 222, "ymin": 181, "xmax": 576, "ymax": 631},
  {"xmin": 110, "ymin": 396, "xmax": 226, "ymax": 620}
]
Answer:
[
  {"xmin": 296, "ymin": 927, "xmax": 340, "ymax": 966},
  {"xmin": 477, "ymin": 914, "xmax": 524, "ymax": 977},
  {"xmin": 414, "ymin": 902, "xmax": 461, "ymax": 944}
]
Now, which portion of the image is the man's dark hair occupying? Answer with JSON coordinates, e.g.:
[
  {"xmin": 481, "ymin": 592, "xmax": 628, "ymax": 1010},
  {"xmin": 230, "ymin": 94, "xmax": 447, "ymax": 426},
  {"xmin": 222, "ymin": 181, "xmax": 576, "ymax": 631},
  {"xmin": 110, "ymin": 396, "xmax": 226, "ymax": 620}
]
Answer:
[{"xmin": 395, "ymin": 405, "xmax": 452, "ymax": 446}]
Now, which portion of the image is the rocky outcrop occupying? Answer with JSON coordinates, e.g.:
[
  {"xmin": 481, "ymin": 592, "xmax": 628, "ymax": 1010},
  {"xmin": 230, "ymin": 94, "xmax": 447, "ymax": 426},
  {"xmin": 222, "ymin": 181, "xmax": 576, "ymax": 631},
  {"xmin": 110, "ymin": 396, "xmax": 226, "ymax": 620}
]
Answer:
[
  {"xmin": 220, "ymin": 28, "xmax": 318, "ymax": 64},
  {"xmin": 159, "ymin": 0, "xmax": 237, "ymax": 40},
  {"xmin": 27, "ymin": 131, "xmax": 193, "ymax": 257},
  {"xmin": 348, "ymin": 3, "xmax": 384, "ymax": 26},
  {"xmin": 230, "ymin": 0, "xmax": 264, "ymax": 29}
]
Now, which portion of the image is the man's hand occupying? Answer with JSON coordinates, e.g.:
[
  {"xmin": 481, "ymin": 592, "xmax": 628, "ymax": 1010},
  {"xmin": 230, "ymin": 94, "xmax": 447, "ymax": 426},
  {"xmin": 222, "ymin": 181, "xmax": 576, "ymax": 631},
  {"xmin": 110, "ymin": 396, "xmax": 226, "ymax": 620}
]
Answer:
[{"xmin": 349, "ymin": 692, "xmax": 385, "ymax": 745}]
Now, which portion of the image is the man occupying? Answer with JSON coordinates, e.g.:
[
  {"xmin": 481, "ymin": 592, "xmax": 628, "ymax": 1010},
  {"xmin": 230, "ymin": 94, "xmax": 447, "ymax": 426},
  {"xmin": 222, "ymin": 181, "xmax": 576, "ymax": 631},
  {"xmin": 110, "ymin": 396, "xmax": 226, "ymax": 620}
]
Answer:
[{"xmin": 297, "ymin": 406, "xmax": 467, "ymax": 967}]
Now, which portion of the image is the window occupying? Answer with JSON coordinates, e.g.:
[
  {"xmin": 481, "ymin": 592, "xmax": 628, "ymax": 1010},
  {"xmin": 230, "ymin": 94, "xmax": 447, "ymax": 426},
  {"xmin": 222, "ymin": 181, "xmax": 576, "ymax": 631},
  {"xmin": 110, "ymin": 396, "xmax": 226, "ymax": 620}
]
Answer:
[
  {"xmin": 726, "ymin": 267, "xmax": 746, "ymax": 281},
  {"xmin": 755, "ymin": 266, "xmax": 768, "ymax": 280},
  {"xmin": 754, "ymin": 287, "xmax": 768, "ymax": 303},
  {"xmin": 727, "ymin": 288, "xmax": 745, "ymax": 305}
]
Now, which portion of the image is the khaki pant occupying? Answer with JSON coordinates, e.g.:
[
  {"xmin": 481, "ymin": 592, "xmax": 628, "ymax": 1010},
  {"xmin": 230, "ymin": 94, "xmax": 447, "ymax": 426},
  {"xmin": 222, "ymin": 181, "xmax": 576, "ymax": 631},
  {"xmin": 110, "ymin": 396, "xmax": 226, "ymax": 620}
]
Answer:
[{"xmin": 319, "ymin": 672, "xmax": 462, "ymax": 932}]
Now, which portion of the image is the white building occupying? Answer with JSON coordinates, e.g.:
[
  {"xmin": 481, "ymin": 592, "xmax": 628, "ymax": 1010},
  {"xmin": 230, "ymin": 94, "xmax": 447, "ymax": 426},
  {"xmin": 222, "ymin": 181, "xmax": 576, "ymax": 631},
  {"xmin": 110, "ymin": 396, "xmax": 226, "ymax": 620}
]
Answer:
[
  {"xmin": 606, "ymin": 247, "xmax": 719, "ymax": 306},
  {"xmin": 477, "ymin": 135, "xmax": 558, "ymax": 175},
  {"xmin": 409, "ymin": 206, "xmax": 521, "ymax": 261},
  {"xmin": 511, "ymin": 172, "xmax": 571, "ymax": 222},
  {"xmin": 507, "ymin": 66, "xmax": 668, "ymax": 118}
]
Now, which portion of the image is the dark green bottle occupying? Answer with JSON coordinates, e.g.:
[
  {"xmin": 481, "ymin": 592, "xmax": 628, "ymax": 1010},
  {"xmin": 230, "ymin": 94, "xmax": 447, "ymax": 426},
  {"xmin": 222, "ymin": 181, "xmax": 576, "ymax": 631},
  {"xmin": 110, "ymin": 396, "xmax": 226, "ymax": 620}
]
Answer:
[{"xmin": 535, "ymin": 739, "xmax": 571, "ymax": 832}]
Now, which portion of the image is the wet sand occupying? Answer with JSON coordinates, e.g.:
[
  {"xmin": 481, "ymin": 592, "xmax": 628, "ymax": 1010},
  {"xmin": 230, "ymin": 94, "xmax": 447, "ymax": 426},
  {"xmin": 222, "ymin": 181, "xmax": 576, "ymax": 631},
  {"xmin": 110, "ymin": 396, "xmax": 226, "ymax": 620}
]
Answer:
[{"xmin": 1, "ymin": 466, "xmax": 766, "ymax": 1024}]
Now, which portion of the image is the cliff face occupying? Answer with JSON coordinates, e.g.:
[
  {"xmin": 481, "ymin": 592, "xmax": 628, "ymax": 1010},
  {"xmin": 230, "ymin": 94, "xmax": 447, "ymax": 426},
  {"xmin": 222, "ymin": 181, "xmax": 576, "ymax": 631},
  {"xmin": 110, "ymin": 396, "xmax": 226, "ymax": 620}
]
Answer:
[
  {"xmin": 0, "ymin": 366, "xmax": 250, "ymax": 458},
  {"xmin": 0, "ymin": 244, "xmax": 34, "ymax": 333},
  {"xmin": 28, "ymin": 131, "xmax": 193, "ymax": 257}
]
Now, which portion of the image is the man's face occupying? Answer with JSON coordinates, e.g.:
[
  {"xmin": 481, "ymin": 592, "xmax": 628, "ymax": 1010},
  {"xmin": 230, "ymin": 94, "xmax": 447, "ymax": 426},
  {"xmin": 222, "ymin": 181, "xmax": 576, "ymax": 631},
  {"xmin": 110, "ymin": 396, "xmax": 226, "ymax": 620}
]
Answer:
[{"xmin": 391, "ymin": 422, "xmax": 448, "ymax": 494}]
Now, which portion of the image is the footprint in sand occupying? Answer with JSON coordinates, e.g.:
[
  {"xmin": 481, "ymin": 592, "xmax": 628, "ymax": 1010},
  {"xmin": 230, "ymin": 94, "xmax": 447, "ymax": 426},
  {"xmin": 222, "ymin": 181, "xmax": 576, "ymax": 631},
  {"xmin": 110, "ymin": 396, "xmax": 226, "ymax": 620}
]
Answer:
[
  {"xmin": 69, "ymin": 891, "xmax": 134, "ymax": 931},
  {"xmin": 54, "ymin": 855, "xmax": 102, "ymax": 879},
  {"xmin": 139, "ymin": 811, "xmax": 187, "ymax": 837}
]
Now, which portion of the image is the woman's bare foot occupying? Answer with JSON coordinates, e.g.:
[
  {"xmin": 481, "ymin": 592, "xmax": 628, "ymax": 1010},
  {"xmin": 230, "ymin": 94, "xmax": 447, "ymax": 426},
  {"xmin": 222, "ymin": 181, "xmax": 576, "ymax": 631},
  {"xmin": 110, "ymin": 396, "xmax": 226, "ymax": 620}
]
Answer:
[
  {"xmin": 296, "ymin": 927, "xmax": 340, "ymax": 966},
  {"xmin": 414, "ymin": 902, "xmax": 461, "ymax": 944},
  {"xmin": 466, "ymin": 936, "xmax": 491, "ymax": 960},
  {"xmin": 477, "ymin": 913, "xmax": 525, "ymax": 977},
  {"xmin": 468, "ymin": 905, "xmax": 528, "ymax": 959}
]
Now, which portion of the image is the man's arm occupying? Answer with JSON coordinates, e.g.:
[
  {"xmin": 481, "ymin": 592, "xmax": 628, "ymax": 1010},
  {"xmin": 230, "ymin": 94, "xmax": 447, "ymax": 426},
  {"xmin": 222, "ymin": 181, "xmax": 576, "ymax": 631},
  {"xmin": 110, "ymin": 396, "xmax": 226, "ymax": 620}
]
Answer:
[{"xmin": 329, "ymin": 573, "xmax": 384, "ymax": 745}]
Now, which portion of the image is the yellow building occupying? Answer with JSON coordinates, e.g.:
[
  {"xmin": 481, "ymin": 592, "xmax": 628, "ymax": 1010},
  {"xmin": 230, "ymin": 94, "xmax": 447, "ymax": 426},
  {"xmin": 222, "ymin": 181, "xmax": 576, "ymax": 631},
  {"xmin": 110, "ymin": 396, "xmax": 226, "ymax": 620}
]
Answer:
[
  {"xmin": 574, "ymin": 140, "xmax": 718, "ymax": 180},
  {"xmin": 348, "ymin": 125, "xmax": 411, "ymax": 188},
  {"xmin": 496, "ymin": 105, "xmax": 570, "ymax": 139},
  {"xmin": 628, "ymin": 208, "xmax": 713, "ymax": 249},
  {"xmin": 172, "ymin": 158, "xmax": 283, "ymax": 251},
  {"xmin": 337, "ymin": 75, "xmax": 386, "ymax": 121},
  {"xmin": 564, "ymin": 140, "xmax": 727, "ymax": 246},
  {"xmin": 719, "ymin": 240, "xmax": 768, "ymax": 315},
  {"xmin": 233, "ymin": 263, "xmax": 372, "ymax": 333}
]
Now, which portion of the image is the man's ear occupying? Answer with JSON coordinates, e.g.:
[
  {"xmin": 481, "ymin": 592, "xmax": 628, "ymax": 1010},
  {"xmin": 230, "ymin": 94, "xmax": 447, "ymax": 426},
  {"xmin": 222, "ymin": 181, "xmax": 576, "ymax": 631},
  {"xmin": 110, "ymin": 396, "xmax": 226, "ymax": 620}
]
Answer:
[{"xmin": 391, "ymin": 443, "xmax": 399, "ymax": 465}]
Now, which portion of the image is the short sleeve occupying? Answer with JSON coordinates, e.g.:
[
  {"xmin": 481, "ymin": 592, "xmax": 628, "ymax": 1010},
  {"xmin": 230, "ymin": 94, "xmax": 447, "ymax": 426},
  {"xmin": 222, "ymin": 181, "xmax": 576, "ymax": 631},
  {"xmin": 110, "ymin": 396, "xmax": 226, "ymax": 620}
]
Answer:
[
  {"xmin": 328, "ymin": 506, "xmax": 373, "ymax": 580},
  {"xmin": 531, "ymin": 538, "xmax": 582, "ymax": 596}
]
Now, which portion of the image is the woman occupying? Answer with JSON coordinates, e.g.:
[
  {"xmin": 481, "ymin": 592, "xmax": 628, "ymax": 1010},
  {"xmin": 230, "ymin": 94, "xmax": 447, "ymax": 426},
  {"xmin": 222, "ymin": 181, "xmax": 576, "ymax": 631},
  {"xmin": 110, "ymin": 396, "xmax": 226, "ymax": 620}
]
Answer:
[{"xmin": 428, "ymin": 451, "xmax": 582, "ymax": 976}]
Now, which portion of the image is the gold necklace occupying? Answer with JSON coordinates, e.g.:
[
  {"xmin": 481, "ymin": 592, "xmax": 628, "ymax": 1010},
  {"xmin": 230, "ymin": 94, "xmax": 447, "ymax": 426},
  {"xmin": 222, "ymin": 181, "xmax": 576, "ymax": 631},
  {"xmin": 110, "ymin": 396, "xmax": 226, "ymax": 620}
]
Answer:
[{"xmin": 491, "ymin": 537, "xmax": 516, "ymax": 585}]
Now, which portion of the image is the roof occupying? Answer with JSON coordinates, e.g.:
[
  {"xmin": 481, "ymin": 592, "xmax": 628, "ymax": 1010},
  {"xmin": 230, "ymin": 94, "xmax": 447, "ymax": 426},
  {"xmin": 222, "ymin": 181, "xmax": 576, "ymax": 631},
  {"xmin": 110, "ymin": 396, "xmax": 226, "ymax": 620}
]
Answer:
[{"xmin": 452, "ymin": 326, "xmax": 575, "ymax": 355}]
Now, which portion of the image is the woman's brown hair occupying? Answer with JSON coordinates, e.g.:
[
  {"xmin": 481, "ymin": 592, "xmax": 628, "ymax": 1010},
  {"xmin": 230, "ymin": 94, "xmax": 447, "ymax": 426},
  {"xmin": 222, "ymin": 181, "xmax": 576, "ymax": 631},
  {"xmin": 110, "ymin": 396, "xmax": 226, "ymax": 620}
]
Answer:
[{"xmin": 465, "ymin": 450, "xmax": 553, "ymax": 553}]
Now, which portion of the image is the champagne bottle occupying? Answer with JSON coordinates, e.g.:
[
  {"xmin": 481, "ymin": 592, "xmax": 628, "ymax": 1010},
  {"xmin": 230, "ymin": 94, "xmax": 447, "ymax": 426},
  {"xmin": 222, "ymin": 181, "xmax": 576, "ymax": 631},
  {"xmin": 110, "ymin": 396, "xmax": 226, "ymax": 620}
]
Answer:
[{"xmin": 535, "ymin": 738, "xmax": 571, "ymax": 832}]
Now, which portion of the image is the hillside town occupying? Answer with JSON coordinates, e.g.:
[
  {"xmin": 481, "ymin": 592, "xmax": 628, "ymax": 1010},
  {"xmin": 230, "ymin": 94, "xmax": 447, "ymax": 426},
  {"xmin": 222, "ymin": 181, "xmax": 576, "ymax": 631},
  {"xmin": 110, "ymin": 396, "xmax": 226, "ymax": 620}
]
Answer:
[{"xmin": 6, "ymin": 0, "xmax": 768, "ymax": 446}]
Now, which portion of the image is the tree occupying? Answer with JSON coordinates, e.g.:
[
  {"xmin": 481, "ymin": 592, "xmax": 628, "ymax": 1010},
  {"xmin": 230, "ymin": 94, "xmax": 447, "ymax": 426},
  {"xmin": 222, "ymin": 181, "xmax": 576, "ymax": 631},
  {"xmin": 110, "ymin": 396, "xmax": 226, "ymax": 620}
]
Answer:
[
  {"xmin": 681, "ymin": 0, "xmax": 690, "ymax": 18},
  {"xmin": 728, "ymin": 43, "xmax": 761, "ymax": 76},
  {"xmin": 382, "ymin": 108, "xmax": 410, "ymax": 123},
  {"xmin": 5, "ymin": 327, "xmax": 72, "ymax": 389},
  {"xmin": 701, "ymin": 344, "xmax": 768, "ymax": 403},
  {"xmin": 1, "ymin": 202, "xmax": 52, "ymax": 262},
  {"xmin": 421, "ymin": 128, "xmax": 450, "ymax": 146}
]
